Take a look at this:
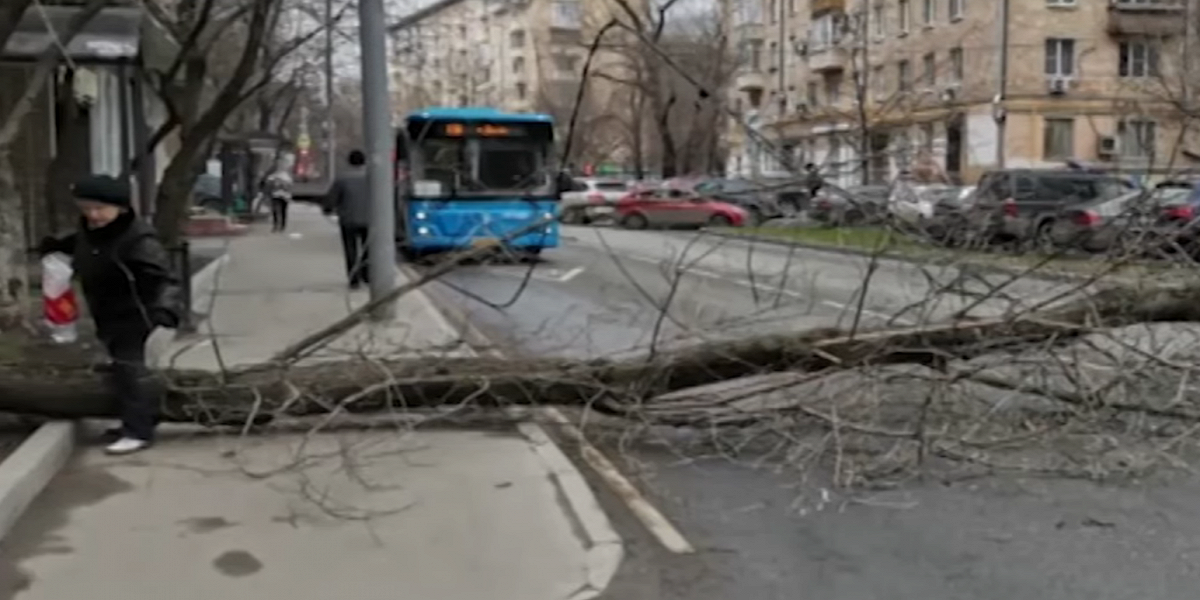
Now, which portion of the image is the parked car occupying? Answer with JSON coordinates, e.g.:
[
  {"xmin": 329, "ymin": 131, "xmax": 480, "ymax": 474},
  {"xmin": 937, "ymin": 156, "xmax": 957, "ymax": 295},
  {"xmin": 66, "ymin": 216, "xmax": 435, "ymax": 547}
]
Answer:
[
  {"xmin": 688, "ymin": 178, "xmax": 790, "ymax": 225},
  {"xmin": 560, "ymin": 178, "xmax": 630, "ymax": 224},
  {"xmin": 615, "ymin": 187, "xmax": 748, "ymax": 229},
  {"xmin": 809, "ymin": 184, "xmax": 891, "ymax": 226},
  {"xmin": 887, "ymin": 183, "xmax": 968, "ymax": 229},
  {"xmin": 1046, "ymin": 189, "xmax": 1164, "ymax": 254},
  {"xmin": 924, "ymin": 186, "xmax": 979, "ymax": 245},
  {"xmin": 963, "ymin": 169, "xmax": 1137, "ymax": 249}
]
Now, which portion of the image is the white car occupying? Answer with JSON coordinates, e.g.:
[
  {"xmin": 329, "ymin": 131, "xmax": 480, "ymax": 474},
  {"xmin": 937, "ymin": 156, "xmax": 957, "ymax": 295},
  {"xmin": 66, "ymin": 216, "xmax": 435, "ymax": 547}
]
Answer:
[
  {"xmin": 560, "ymin": 178, "xmax": 629, "ymax": 224},
  {"xmin": 888, "ymin": 182, "xmax": 954, "ymax": 227}
]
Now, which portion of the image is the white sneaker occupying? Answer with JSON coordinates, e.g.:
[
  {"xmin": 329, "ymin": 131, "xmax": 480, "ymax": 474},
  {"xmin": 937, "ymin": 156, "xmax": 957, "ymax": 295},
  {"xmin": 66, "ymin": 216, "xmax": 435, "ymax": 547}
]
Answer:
[{"xmin": 105, "ymin": 437, "xmax": 150, "ymax": 455}]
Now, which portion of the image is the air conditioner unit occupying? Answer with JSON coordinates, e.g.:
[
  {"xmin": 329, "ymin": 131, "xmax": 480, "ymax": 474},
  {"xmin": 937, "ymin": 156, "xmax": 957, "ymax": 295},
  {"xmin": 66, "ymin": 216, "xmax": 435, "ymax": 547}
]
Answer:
[
  {"xmin": 1097, "ymin": 135, "xmax": 1118, "ymax": 158},
  {"xmin": 1048, "ymin": 77, "xmax": 1069, "ymax": 95}
]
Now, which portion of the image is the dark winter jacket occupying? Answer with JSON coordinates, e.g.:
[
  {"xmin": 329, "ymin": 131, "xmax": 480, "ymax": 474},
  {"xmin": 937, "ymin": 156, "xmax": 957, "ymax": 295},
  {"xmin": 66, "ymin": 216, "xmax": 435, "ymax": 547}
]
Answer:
[
  {"xmin": 41, "ymin": 211, "xmax": 183, "ymax": 338},
  {"xmin": 325, "ymin": 170, "xmax": 371, "ymax": 227}
]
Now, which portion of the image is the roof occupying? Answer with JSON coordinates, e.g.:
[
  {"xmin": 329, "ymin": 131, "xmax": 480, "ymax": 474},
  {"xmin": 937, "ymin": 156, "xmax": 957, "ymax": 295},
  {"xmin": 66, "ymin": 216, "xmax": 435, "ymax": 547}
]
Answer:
[
  {"xmin": 407, "ymin": 107, "xmax": 554, "ymax": 123},
  {"xmin": 3, "ymin": 6, "xmax": 142, "ymax": 62},
  {"xmin": 1, "ymin": 5, "xmax": 179, "ymax": 68}
]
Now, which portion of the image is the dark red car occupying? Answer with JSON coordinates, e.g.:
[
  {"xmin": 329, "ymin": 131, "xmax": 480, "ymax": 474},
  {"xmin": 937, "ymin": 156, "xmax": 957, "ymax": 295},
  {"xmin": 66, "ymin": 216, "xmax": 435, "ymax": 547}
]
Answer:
[{"xmin": 616, "ymin": 187, "xmax": 747, "ymax": 229}]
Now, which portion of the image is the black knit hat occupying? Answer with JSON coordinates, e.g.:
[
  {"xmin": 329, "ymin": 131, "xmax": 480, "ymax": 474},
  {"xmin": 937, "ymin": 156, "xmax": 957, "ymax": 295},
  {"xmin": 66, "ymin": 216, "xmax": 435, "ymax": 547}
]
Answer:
[{"xmin": 72, "ymin": 175, "xmax": 132, "ymax": 208}]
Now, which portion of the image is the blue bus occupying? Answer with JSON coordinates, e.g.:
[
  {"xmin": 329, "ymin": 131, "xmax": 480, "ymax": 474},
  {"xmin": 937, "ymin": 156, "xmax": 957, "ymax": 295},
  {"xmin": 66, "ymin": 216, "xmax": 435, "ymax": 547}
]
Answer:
[{"xmin": 395, "ymin": 107, "xmax": 560, "ymax": 259}]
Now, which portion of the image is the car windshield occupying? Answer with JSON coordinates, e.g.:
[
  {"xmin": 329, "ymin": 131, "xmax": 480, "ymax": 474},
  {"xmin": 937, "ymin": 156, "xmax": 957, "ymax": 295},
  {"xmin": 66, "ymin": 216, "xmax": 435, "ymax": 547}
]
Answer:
[
  {"xmin": 475, "ymin": 139, "xmax": 547, "ymax": 191},
  {"xmin": 593, "ymin": 181, "xmax": 627, "ymax": 192}
]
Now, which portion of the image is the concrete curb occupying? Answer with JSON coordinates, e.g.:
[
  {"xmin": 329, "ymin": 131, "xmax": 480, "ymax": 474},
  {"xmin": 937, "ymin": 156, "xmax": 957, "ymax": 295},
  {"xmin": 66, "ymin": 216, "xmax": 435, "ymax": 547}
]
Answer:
[
  {"xmin": 189, "ymin": 252, "xmax": 231, "ymax": 316},
  {"xmin": 700, "ymin": 227, "xmax": 1095, "ymax": 286},
  {"xmin": 397, "ymin": 263, "xmax": 504, "ymax": 358},
  {"xmin": 0, "ymin": 421, "xmax": 76, "ymax": 542},
  {"xmin": 517, "ymin": 422, "xmax": 624, "ymax": 599}
]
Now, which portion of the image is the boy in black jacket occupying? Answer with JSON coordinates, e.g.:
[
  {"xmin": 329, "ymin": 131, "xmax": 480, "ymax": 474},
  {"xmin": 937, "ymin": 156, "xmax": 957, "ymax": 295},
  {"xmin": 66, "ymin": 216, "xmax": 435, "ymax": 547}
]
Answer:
[{"xmin": 39, "ymin": 175, "xmax": 182, "ymax": 455}]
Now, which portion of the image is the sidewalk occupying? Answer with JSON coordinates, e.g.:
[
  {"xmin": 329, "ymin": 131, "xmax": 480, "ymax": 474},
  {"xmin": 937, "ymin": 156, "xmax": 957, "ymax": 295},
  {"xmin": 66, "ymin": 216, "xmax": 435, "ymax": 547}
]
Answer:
[
  {"xmin": 0, "ymin": 206, "xmax": 622, "ymax": 600},
  {"xmin": 159, "ymin": 204, "xmax": 470, "ymax": 370}
]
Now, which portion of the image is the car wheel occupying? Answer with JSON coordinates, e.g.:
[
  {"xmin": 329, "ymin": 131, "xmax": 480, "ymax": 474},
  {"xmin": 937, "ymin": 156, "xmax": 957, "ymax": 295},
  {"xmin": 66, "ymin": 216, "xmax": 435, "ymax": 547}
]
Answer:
[
  {"xmin": 778, "ymin": 199, "xmax": 801, "ymax": 218},
  {"xmin": 621, "ymin": 213, "xmax": 649, "ymax": 230},
  {"xmin": 1033, "ymin": 219, "xmax": 1057, "ymax": 252},
  {"xmin": 560, "ymin": 207, "xmax": 581, "ymax": 225},
  {"xmin": 743, "ymin": 206, "xmax": 763, "ymax": 226},
  {"xmin": 844, "ymin": 209, "xmax": 866, "ymax": 226},
  {"xmin": 707, "ymin": 214, "xmax": 734, "ymax": 228}
]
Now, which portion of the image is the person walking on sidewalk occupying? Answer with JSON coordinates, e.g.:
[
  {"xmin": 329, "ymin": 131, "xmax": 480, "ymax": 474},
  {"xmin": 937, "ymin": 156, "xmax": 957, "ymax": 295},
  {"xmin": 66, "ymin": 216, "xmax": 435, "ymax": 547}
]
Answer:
[
  {"xmin": 266, "ymin": 163, "xmax": 294, "ymax": 232},
  {"xmin": 325, "ymin": 149, "xmax": 372, "ymax": 289},
  {"xmin": 37, "ymin": 175, "xmax": 182, "ymax": 455}
]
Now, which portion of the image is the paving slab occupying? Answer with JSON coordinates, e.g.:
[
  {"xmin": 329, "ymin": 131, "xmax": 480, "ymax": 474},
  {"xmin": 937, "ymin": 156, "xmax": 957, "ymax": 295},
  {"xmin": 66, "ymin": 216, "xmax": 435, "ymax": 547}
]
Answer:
[
  {"xmin": 0, "ymin": 429, "xmax": 608, "ymax": 600},
  {"xmin": 160, "ymin": 205, "xmax": 469, "ymax": 370}
]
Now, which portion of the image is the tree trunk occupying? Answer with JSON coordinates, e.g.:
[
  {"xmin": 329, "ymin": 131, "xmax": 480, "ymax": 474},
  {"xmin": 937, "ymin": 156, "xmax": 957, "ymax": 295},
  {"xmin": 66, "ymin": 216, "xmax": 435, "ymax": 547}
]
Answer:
[{"xmin": 6, "ymin": 280, "xmax": 1200, "ymax": 422}]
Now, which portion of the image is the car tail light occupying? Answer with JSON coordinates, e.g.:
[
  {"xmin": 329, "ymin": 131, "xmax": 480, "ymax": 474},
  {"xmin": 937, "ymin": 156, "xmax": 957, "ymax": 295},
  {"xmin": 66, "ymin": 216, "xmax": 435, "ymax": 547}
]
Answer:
[
  {"xmin": 816, "ymin": 199, "xmax": 832, "ymax": 209},
  {"xmin": 1002, "ymin": 198, "xmax": 1018, "ymax": 217},
  {"xmin": 1166, "ymin": 205, "xmax": 1193, "ymax": 221},
  {"xmin": 1074, "ymin": 210, "xmax": 1100, "ymax": 227},
  {"xmin": 587, "ymin": 193, "xmax": 604, "ymax": 204}
]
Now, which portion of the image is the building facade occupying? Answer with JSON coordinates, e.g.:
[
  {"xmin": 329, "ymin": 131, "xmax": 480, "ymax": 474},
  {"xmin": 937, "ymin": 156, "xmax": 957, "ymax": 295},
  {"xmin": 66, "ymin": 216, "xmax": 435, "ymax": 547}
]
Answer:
[
  {"xmin": 727, "ymin": 0, "xmax": 1200, "ymax": 185},
  {"xmin": 388, "ymin": 0, "xmax": 645, "ymax": 168}
]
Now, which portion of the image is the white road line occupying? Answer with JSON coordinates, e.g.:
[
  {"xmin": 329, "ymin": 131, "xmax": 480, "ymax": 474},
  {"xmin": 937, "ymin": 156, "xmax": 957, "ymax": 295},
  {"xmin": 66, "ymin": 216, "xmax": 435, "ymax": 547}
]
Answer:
[
  {"xmin": 541, "ymin": 407, "xmax": 697, "ymax": 555},
  {"xmin": 557, "ymin": 266, "xmax": 585, "ymax": 282}
]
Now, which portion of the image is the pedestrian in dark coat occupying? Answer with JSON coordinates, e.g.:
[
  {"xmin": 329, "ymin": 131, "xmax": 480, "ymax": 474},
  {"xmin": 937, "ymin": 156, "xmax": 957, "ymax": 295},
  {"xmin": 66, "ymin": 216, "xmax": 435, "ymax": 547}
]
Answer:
[
  {"xmin": 325, "ymin": 149, "xmax": 372, "ymax": 289},
  {"xmin": 38, "ymin": 174, "xmax": 182, "ymax": 455}
]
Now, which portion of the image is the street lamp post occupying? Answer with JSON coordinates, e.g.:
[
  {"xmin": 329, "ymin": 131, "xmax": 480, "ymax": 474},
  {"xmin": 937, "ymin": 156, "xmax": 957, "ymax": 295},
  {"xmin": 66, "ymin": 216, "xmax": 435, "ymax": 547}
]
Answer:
[{"xmin": 359, "ymin": 0, "xmax": 396, "ymax": 318}]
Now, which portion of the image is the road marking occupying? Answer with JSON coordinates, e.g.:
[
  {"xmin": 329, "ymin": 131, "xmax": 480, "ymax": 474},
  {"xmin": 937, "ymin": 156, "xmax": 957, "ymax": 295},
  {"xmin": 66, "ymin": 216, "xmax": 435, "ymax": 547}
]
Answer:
[
  {"xmin": 488, "ymin": 264, "xmax": 587, "ymax": 283},
  {"xmin": 556, "ymin": 266, "xmax": 585, "ymax": 282},
  {"xmin": 541, "ymin": 406, "xmax": 697, "ymax": 555}
]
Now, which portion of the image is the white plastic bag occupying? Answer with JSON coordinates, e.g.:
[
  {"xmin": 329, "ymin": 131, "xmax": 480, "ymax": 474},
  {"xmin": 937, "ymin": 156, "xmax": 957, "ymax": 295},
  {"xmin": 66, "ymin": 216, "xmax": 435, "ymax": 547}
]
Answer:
[{"xmin": 41, "ymin": 252, "xmax": 79, "ymax": 344}]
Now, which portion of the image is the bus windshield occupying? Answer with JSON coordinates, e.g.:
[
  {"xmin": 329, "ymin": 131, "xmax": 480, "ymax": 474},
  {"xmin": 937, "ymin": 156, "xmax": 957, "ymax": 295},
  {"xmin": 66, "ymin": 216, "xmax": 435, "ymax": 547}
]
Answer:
[{"xmin": 407, "ymin": 127, "xmax": 552, "ymax": 197}]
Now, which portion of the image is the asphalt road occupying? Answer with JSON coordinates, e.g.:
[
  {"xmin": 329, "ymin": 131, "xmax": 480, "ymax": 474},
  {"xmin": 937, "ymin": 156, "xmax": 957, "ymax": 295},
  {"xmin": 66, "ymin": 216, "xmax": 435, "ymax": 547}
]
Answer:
[
  {"xmin": 410, "ymin": 226, "xmax": 1182, "ymax": 600},
  {"xmin": 415, "ymin": 225, "xmax": 1089, "ymax": 360}
]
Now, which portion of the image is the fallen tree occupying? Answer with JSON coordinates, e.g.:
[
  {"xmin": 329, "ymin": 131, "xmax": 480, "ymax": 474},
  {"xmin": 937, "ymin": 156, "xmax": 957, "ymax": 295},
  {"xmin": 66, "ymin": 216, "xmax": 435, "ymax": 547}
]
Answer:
[{"xmin": 1, "ymin": 278, "xmax": 1198, "ymax": 425}]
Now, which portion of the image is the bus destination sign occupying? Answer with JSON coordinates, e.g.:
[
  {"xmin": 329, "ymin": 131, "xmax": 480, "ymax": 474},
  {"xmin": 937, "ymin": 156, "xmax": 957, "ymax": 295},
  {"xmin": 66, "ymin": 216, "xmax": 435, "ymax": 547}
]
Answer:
[{"xmin": 441, "ymin": 123, "xmax": 527, "ymax": 137}]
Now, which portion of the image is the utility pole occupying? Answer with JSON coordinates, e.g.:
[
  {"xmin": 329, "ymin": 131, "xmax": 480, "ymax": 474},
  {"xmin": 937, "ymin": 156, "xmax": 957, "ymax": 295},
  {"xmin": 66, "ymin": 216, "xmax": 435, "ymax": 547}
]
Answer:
[
  {"xmin": 993, "ymin": 0, "xmax": 1010, "ymax": 169},
  {"xmin": 324, "ymin": 0, "xmax": 336, "ymax": 182},
  {"xmin": 359, "ymin": 0, "xmax": 396, "ymax": 318}
]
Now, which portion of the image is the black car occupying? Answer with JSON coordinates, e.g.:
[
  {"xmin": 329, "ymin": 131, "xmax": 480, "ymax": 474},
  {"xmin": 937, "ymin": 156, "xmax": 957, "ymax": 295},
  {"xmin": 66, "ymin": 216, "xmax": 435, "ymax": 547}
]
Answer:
[{"xmin": 692, "ymin": 178, "xmax": 789, "ymax": 225}]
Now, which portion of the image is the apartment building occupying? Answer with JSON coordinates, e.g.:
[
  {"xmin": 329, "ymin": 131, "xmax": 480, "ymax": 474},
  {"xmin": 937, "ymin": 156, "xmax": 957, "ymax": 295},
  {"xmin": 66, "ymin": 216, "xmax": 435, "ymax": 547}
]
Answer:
[
  {"xmin": 727, "ymin": 0, "xmax": 1199, "ymax": 185},
  {"xmin": 389, "ymin": 0, "xmax": 624, "ymax": 115}
]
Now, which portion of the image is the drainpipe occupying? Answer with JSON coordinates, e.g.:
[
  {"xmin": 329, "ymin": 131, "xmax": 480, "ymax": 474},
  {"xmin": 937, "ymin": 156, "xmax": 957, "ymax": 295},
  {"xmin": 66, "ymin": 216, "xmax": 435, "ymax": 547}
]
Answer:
[{"xmin": 994, "ymin": 0, "xmax": 1010, "ymax": 169}]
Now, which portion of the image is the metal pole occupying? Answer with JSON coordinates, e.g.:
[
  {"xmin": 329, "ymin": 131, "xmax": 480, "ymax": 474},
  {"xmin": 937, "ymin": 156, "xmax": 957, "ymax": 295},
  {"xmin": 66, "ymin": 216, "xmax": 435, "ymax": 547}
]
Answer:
[
  {"xmin": 324, "ymin": 0, "xmax": 337, "ymax": 182},
  {"xmin": 994, "ymin": 0, "xmax": 1010, "ymax": 169},
  {"xmin": 359, "ymin": 0, "xmax": 396, "ymax": 319}
]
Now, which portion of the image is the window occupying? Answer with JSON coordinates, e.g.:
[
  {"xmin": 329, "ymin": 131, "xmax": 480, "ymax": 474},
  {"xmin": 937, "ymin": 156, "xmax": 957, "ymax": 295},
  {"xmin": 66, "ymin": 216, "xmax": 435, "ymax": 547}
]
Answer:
[
  {"xmin": 509, "ymin": 30, "xmax": 525, "ymax": 47},
  {"xmin": 922, "ymin": 0, "xmax": 935, "ymax": 24},
  {"xmin": 1046, "ymin": 0, "xmax": 1075, "ymax": 5},
  {"xmin": 1043, "ymin": 117, "xmax": 1075, "ymax": 159},
  {"xmin": 949, "ymin": 47, "xmax": 963, "ymax": 83},
  {"xmin": 553, "ymin": 54, "xmax": 579, "ymax": 73},
  {"xmin": 745, "ymin": 39, "xmax": 763, "ymax": 70},
  {"xmin": 923, "ymin": 52, "xmax": 936, "ymax": 86},
  {"xmin": 807, "ymin": 81, "xmax": 819, "ymax": 106},
  {"xmin": 768, "ymin": 0, "xmax": 777, "ymax": 22},
  {"xmin": 552, "ymin": 1, "xmax": 581, "ymax": 28},
  {"xmin": 512, "ymin": 56, "xmax": 524, "ymax": 73},
  {"xmin": 516, "ymin": 82, "xmax": 527, "ymax": 99},
  {"xmin": 873, "ymin": 4, "xmax": 884, "ymax": 36},
  {"xmin": 736, "ymin": 0, "xmax": 763, "ymax": 25},
  {"xmin": 948, "ymin": 0, "xmax": 964, "ymax": 20},
  {"xmin": 1119, "ymin": 41, "xmax": 1158, "ymax": 78},
  {"xmin": 872, "ymin": 65, "xmax": 887, "ymax": 99},
  {"xmin": 898, "ymin": 60, "xmax": 911, "ymax": 91},
  {"xmin": 1044, "ymin": 38, "xmax": 1075, "ymax": 77},
  {"xmin": 1118, "ymin": 120, "xmax": 1156, "ymax": 158},
  {"xmin": 825, "ymin": 73, "xmax": 842, "ymax": 104},
  {"xmin": 921, "ymin": 122, "xmax": 935, "ymax": 153},
  {"xmin": 811, "ymin": 13, "xmax": 839, "ymax": 49},
  {"xmin": 476, "ymin": 140, "xmax": 546, "ymax": 191},
  {"xmin": 768, "ymin": 41, "xmax": 778, "ymax": 70},
  {"xmin": 898, "ymin": 0, "xmax": 910, "ymax": 33}
]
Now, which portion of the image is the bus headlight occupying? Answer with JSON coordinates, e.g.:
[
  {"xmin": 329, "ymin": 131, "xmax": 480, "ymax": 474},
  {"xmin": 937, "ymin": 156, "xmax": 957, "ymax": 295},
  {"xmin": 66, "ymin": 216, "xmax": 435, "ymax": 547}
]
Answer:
[
  {"xmin": 417, "ymin": 227, "xmax": 430, "ymax": 235},
  {"xmin": 415, "ymin": 211, "xmax": 427, "ymax": 220},
  {"xmin": 543, "ymin": 212, "xmax": 554, "ymax": 220}
]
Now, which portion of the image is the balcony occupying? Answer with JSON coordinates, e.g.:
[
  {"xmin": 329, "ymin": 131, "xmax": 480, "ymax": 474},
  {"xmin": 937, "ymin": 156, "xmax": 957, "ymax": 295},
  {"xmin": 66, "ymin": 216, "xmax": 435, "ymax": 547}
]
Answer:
[
  {"xmin": 736, "ymin": 69, "xmax": 767, "ymax": 92},
  {"xmin": 1107, "ymin": 0, "xmax": 1185, "ymax": 36},
  {"xmin": 807, "ymin": 46, "xmax": 848, "ymax": 73}
]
